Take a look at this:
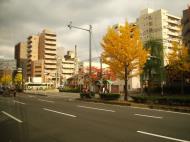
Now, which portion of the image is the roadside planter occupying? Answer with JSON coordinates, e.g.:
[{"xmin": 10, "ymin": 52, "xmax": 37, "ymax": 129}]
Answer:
[
  {"xmin": 59, "ymin": 87, "xmax": 80, "ymax": 93},
  {"xmin": 99, "ymin": 93, "xmax": 120, "ymax": 100}
]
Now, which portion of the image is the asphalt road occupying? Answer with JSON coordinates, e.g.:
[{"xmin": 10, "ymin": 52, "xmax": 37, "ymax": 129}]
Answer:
[{"xmin": 0, "ymin": 93, "xmax": 190, "ymax": 142}]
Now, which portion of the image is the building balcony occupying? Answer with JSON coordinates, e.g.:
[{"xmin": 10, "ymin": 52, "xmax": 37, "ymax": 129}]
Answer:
[
  {"xmin": 45, "ymin": 33, "xmax": 56, "ymax": 37},
  {"xmin": 168, "ymin": 31, "xmax": 180, "ymax": 37},
  {"xmin": 62, "ymin": 69, "xmax": 74, "ymax": 74},
  {"xmin": 45, "ymin": 65, "xmax": 56, "ymax": 69},
  {"xmin": 167, "ymin": 19, "xmax": 180, "ymax": 25},
  {"xmin": 167, "ymin": 25, "xmax": 180, "ymax": 31},
  {"xmin": 45, "ymin": 40, "xmax": 56, "ymax": 45},
  {"xmin": 44, "ymin": 55, "xmax": 56, "ymax": 59},
  {"xmin": 45, "ymin": 60, "xmax": 57, "ymax": 64},
  {"xmin": 44, "ymin": 45, "xmax": 56, "ymax": 50},
  {"xmin": 62, "ymin": 64, "xmax": 75, "ymax": 68},
  {"xmin": 44, "ymin": 50, "xmax": 56, "ymax": 55},
  {"xmin": 45, "ymin": 35, "xmax": 56, "ymax": 40}
]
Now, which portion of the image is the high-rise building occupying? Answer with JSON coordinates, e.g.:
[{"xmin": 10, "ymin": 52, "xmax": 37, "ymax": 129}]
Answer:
[
  {"xmin": 27, "ymin": 35, "xmax": 39, "ymax": 81},
  {"xmin": 182, "ymin": 7, "xmax": 190, "ymax": 48},
  {"xmin": 137, "ymin": 8, "xmax": 181, "ymax": 65},
  {"xmin": 39, "ymin": 29, "xmax": 57, "ymax": 83},
  {"xmin": 14, "ymin": 42, "xmax": 27, "ymax": 68},
  {"xmin": 62, "ymin": 50, "xmax": 78, "ymax": 80},
  {"xmin": 14, "ymin": 42, "xmax": 27, "ymax": 81}
]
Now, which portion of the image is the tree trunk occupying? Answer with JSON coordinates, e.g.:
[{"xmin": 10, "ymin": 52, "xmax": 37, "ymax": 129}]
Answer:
[{"xmin": 124, "ymin": 65, "xmax": 128, "ymax": 101}]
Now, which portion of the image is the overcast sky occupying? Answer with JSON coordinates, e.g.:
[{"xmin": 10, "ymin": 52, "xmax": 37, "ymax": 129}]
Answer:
[{"xmin": 0, "ymin": 0, "xmax": 189, "ymax": 60}]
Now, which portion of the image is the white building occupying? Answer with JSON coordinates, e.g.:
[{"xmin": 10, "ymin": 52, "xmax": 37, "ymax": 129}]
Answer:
[
  {"xmin": 61, "ymin": 50, "xmax": 78, "ymax": 82},
  {"xmin": 137, "ymin": 8, "xmax": 181, "ymax": 65}
]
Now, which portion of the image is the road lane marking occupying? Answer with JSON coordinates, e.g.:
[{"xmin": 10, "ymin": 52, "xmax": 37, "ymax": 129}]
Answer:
[
  {"xmin": 130, "ymin": 106, "xmax": 190, "ymax": 116},
  {"xmin": 137, "ymin": 131, "xmax": 190, "ymax": 142},
  {"xmin": 134, "ymin": 114, "xmax": 163, "ymax": 119},
  {"xmin": 38, "ymin": 99, "xmax": 54, "ymax": 103},
  {"xmin": 13, "ymin": 100, "xmax": 26, "ymax": 105},
  {"xmin": 43, "ymin": 108, "xmax": 76, "ymax": 118},
  {"xmin": 77, "ymin": 105, "xmax": 115, "ymax": 112},
  {"xmin": 1, "ymin": 111, "xmax": 23, "ymax": 123}
]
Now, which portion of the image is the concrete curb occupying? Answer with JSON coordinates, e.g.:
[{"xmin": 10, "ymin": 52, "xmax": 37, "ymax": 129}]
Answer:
[
  {"xmin": 77, "ymin": 98, "xmax": 190, "ymax": 114},
  {"xmin": 24, "ymin": 92, "xmax": 48, "ymax": 97}
]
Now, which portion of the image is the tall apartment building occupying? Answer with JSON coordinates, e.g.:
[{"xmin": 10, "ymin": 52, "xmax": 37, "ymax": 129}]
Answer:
[
  {"xmin": 14, "ymin": 42, "xmax": 27, "ymax": 81},
  {"xmin": 182, "ymin": 7, "xmax": 190, "ymax": 48},
  {"xmin": 62, "ymin": 50, "xmax": 78, "ymax": 81},
  {"xmin": 27, "ymin": 35, "xmax": 39, "ymax": 81},
  {"xmin": 39, "ymin": 29, "xmax": 57, "ymax": 82},
  {"xmin": 137, "ymin": 8, "xmax": 181, "ymax": 65}
]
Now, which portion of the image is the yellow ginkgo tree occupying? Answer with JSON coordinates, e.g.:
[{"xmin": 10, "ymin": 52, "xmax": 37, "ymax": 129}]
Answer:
[
  {"xmin": 101, "ymin": 21, "xmax": 149, "ymax": 100},
  {"xmin": 167, "ymin": 41, "xmax": 190, "ymax": 94}
]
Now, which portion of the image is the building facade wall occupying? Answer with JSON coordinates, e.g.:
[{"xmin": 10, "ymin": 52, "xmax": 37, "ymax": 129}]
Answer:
[
  {"xmin": 14, "ymin": 42, "xmax": 27, "ymax": 81},
  {"xmin": 27, "ymin": 35, "xmax": 39, "ymax": 80},
  {"xmin": 39, "ymin": 29, "xmax": 57, "ymax": 83},
  {"xmin": 182, "ymin": 8, "xmax": 190, "ymax": 48},
  {"xmin": 137, "ymin": 8, "xmax": 181, "ymax": 65}
]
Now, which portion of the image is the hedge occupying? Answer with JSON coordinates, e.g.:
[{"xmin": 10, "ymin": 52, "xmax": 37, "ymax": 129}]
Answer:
[
  {"xmin": 99, "ymin": 93, "xmax": 120, "ymax": 100},
  {"xmin": 80, "ymin": 92, "xmax": 95, "ymax": 99},
  {"xmin": 59, "ymin": 87, "xmax": 80, "ymax": 93},
  {"xmin": 131, "ymin": 95, "xmax": 190, "ymax": 106}
]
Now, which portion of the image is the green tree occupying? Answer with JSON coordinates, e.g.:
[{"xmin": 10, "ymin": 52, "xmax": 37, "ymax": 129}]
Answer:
[
  {"xmin": 143, "ymin": 39, "xmax": 164, "ymax": 94},
  {"xmin": 0, "ymin": 74, "xmax": 12, "ymax": 85},
  {"xmin": 101, "ymin": 21, "xmax": 149, "ymax": 101},
  {"xmin": 14, "ymin": 73, "xmax": 22, "ymax": 88},
  {"xmin": 167, "ymin": 41, "xmax": 190, "ymax": 95}
]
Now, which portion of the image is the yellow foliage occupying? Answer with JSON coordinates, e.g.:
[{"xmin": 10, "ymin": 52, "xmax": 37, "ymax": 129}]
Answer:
[
  {"xmin": 101, "ymin": 21, "xmax": 149, "ymax": 79},
  {"xmin": 0, "ymin": 74, "xmax": 12, "ymax": 85},
  {"xmin": 167, "ymin": 42, "xmax": 190, "ymax": 72},
  {"xmin": 14, "ymin": 73, "xmax": 22, "ymax": 85}
]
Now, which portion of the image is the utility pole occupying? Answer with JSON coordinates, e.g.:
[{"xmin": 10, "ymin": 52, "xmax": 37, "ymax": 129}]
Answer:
[{"xmin": 68, "ymin": 22, "xmax": 92, "ymax": 90}]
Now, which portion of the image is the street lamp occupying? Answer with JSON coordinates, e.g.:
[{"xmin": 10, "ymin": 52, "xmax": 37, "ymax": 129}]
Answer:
[{"xmin": 67, "ymin": 21, "xmax": 92, "ymax": 89}]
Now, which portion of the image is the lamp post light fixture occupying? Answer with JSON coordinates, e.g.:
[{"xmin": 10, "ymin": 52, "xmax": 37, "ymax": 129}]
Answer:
[{"xmin": 67, "ymin": 21, "xmax": 92, "ymax": 89}]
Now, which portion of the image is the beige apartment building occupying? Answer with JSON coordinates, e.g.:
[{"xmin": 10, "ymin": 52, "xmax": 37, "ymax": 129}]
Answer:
[
  {"xmin": 137, "ymin": 8, "xmax": 181, "ymax": 65},
  {"xmin": 27, "ymin": 35, "xmax": 39, "ymax": 81},
  {"xmin": 39, "ymin": 29, "xmax": 57, "ymax": 83}
]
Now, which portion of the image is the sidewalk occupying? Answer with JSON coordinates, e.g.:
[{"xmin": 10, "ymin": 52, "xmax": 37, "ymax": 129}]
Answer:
[{"xmin": 23, "ymin": 91, "xmax": 190, "ymax": 113}]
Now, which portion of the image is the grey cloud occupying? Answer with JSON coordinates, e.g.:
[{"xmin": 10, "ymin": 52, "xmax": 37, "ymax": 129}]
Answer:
[{"xmin": 0, "ymin": 0, "xmax": 189, "ymax": 59}]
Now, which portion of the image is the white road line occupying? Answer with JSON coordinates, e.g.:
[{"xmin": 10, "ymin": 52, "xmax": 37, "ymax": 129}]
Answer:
[
  {"xmin": 13, "ymin": 100, "xmax": 26, "ymax": 105},
  {"xmin": 134, "ymin": 114, "xmax": 163, "ymax": 119},
  {"xmin": 38, "ymin": 99, "xmax": 54, "ymax": 103},
  {"xmin": 78, "ymin": 105, "xmax": 115, "ymax": 112},
  {"xmin": 130, "ymin": 106, "xmax": 190, "ymax": 116},
  {"xmin": 1, "ymin": 111, "xmax": 23, "ymax": 123},
  {"xmin": 43, "ymin": 108, "xmax": 76, "ymax": 118},
  {"xmin": 137, "ymin": 131, "xmax": 190, "ymax": 142}
]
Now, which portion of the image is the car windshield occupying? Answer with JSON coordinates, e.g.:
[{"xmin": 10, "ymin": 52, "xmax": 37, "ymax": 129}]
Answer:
[{"xmin": 1, "ymin": 0, "xmax": 190, "ymax": 142}]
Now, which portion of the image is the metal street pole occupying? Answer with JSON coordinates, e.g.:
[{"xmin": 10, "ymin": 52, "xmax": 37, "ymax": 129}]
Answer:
[{"xmin": 68, "ymin": 22, "xmax": 92, "ymax": 90}]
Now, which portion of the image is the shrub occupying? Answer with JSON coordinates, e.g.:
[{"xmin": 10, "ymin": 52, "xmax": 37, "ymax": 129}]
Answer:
[
  {"xmin": 80, "ymin": 92, "xmax": 95, "ymax": 99},
  {"xmin": 131, "ymin": 95, "xmax": 190, "ymax": 106},
  {"xmin": 59, "ymin": 87, "xmax": 80, "ymax": 93},
  {"xmin": 99, "ymin": 93, "xmax": 120, "ymax": 100}
]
